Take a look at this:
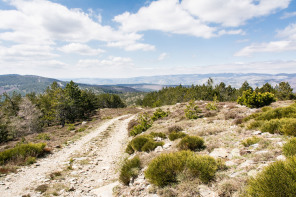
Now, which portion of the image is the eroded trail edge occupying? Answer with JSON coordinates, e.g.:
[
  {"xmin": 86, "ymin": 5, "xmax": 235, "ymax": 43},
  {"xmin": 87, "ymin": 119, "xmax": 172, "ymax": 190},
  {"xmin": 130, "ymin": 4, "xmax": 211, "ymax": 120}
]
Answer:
[{"xmin": 0, "ymin": 115, "xmax": 134, "ymax": 197}]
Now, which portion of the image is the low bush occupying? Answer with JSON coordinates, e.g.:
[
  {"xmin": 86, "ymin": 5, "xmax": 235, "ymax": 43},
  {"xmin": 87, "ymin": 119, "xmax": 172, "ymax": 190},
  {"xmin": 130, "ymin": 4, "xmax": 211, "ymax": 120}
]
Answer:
[
  {"xmin": 245, "ymin": 156, "xmax": 296, "ymax": 197},
  {"xmin": 67, "ymin": 124, "xmax": 75, "ymax": 131},
  {"xmin": 151, "ymin": 108, "xmax": 169, "ymax": 121},
  {"xmin": 25, "ymin": 156, "xmax": 36, "ymax": 165},
  {"xmin": 130, "ymin": 113, "xmax": 153, "ymax": 136},
  {"xmin": 36, "ymin": 133, "xmax": 50, "ymax": 141},
  {"xmin": 261, "ymin": 106, "xmax": 272, "ymax": 112},
  {"xmin": 259, "ymin": 118, "xmax": 296, "ymax": 136},
  {"xmin": 168, "ymin": 132, "xmax": 187, "ymax": 141},
  {"xmin": 241, "ymin": 136, "xmax": 261, "ymax": 147},
  {"xmin": 149, "ymin": 132, "xmax": 167, "ymax": 139},
  {"xmin": 128, "ymin": 119, "xmax": 139, "ymax": 131},
  {"xmin": 0, "ymin": 143, "xmax": 46, "ymax": 165},
  {"xmin": 237, "ymin": 89, "xmax": 276, "ymax": 108},
  {"xmin": 206, "ymin": 95, "xmax": 218, "ymax": 111},
  {"xmin": 125, "ymin": 135, "xmax": 164, "ymax": 154},
  {"xmin": 254, "ymin": 104, "xmax": 296, "ymax": 121},
  {"xmin": 178, "ymin": 136, "xmax": 205, "ymax": 151},
  {"xmin": 168, "ymin": 125, "xmax": 183, "ymax": 133},
  {"xmin": 119, "ymin": 156, "xmax": 141, "ymax": 185},
  {"xmin": 144, "ymin": 151, "xmax": 217, "ymax": 187},
  {"xmin": 77, "ymin": 126, "xmax": 87, "ymax": 132},
  {"xmin": 283, "ymin": 137, "xmax": 296, "ymax": 157},
  {"xmin": 184, "ymin": 101, "xmax": 202, "ymax": 119}
]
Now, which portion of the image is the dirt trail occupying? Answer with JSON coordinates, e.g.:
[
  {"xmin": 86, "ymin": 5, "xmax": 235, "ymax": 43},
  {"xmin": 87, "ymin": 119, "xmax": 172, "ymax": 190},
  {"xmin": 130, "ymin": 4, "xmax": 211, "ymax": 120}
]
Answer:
[{"xmin": 0, "ymin": 114, "xmax": 134, "ymax": 197}]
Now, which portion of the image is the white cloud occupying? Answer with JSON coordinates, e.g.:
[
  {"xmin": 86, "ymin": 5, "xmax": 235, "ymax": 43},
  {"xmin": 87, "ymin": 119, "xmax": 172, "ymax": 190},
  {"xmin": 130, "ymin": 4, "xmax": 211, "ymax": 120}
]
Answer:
[
  {"xmin": 277, "ymin": 23, "xmax": 296, "ymax": 40},
  {"xmin": 107, "ymin": 40, "xmax": 155, "ymax": 51},
  {"xmin": 158, "ymin": 53, "xmax": 168, "ymax": 61},
  {"xmin": 236, "ymin": 23, "xmax": 296, "ymax": 56},
  {"xmin": 181, "ymin": 0, "xmax": 290, "ymax": 27},
  {"xmin": 114, "ymin": 0, "xmax": 288, "ymax": 39},
  {"xmin": 235, "ymin": 41, "xmax": 296, "ymax": 56},
  {"xmin": 0, "ymin": 0, "xmax": 152, "ymax": 51},
  {"xmin": 58, "ymin": 43, "xmax": 105, "ymax": 56},
  {"xmin": 281, "ymin": 11, "xmax": 296, "ymax": 19},
  {"xmin": 114, "ymin": 0, "xmax": 216, "ymax": 38}
]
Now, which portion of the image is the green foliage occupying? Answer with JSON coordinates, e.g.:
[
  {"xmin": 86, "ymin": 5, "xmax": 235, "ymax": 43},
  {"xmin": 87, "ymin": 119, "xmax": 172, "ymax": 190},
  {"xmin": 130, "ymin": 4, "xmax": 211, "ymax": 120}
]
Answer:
[
  {"xmin": 77, "ymin": 126, "xmax": 87, "ymax": 132},
  {"xmin": 36, "ymin": 133, "xmax": 50, "ymax": 141},
  {"xmin": 261, "ymin": 106, "xmax": 272, "ymax": 112},
  {"xmin": 178, "ymin": 136, "xmax": 205, "ymax": 151},
  {"xmin": 245, "ymin": 156, "xmax": 296, "ymax": 197},
  {"xmin": 67, "ymin": 124, "xmax": 75, "ymax": 131},
  {"xmin": 125, "ymin": 135, "xmax": 163, "ymax": 154},
  {"xmin": 206, "ymin": 95, "xmax": 218, "ymax": 111},
  {"xmin": 0, "ymin": 143, "xmax": 46, "ymax": 165},
  {"xmin": 144, "ymin": 151, "xmax": 217, "ymax": 187},
  {"xmin": 151, "ymin": 108, "xmax": 169, "ymax": 121},
  {"xmin": 0, "ymin": 123, "xmax": 9, "ymax": 143},
  {"xmin": 260, "ymin": 118, "xmax": 296, "ymax": 136},
  {"xmin": 283, "ymin": 138, "xmax": 296, "ymax": 157},
  {"xmin": 129, "ymin": 113, "xmax": 153, "ymax": 136},
  {"xmin": 275, "ymin": 82, "xmax": 295, "ymax": 100},
  {"xmin": 119, "ymin": 156, "xmax": 141, "ymax": 185},
  {"xmin": 254, "ymin": 104, "xmax": 296, "ymax": 121},
  {"xmin": 168, "ymin": 132, "xmax": 187, "ymax": 141},
  {"xmin": 241, "ymin": 136, "xmax": 261, "ymax": 147},
  {"xmin": 149, "ymin": 132, "xmax": 167, "ymax": 139},
  {"xmin": 237, "ymin": 89, "xmax": 276, "ymax": 108},
  {"xmin": 25, "ymin": 156, "xmax": 36, "ymax": 165},
  {"xmin": 185, "ymin": 101, "xmax": 202, "ymax": 119}
]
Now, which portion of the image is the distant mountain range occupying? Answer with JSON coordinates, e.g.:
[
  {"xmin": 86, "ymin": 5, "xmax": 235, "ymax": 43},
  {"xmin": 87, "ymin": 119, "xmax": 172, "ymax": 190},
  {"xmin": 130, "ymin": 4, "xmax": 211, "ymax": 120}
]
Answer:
[
  {"xmin": 0, "ymin": 74, "xmax": 139, "ymax": 95},
  {"xmin": 1, "ymin": 73, "xmax": 296, "ymax": 96},
  {"xmin": 65, "ymin": 73, "xmax": 296, "ymax": 91}
]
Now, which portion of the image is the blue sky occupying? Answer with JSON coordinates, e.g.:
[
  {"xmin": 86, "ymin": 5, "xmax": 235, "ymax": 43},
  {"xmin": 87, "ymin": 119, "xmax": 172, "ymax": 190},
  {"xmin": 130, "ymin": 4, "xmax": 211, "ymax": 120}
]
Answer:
[{"xmin": 0, "ymin": 0, "xmax": 296, "ymax": 78}]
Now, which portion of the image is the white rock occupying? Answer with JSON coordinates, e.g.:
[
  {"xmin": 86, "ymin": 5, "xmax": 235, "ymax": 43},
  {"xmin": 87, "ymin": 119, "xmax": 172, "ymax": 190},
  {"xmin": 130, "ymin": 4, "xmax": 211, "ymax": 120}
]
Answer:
[
  {"xmin": 154, "ymin": 146, "xmax": 163, "ymax": 152},
  {"xmin": 229, "ymin": 148, "xmax": 241, "ymax": 159},
  {"xmin": 163, "ymin": 143, "xmax": 171, "ymax": 149},
  {"xmin": 276, "ymin": 155, "xmax": 286, "ymax": 161},
  {"xmin": 153, "ymin": 137, "xmax": 162, "ymax": 142},
  {"xmin": 82, "ymin": 121, "xmax": 87, "ymax": 125},
  {"xmin": 225, "ymin": 161, "xmax": 236, "ymax": 167},
  {"xmin": 239, "ymin": 160, "xmax": 254, "ymax": 169},
  {"xmin": 277, "ymin": 142, "xmax": 284, "ymax": 147},
  {"xmin": 261, "ymin": 132, "xmax": 273, "ymax": 137},
  {"xmin": 250, "ymin": 143, "xmax": 259, "ymax": 148},
  {"xmin": 209, "ymin": 148, "xmax": 229, "ymax": 159},
  {"xmin": 254, "ymin": 150, "xmax": 269, "ymax": 155},
  {"xmin": 248, "ymin": 170, "xmax": 258, "ymax": 177},
  {"xmin": 252, "ymin": 131, "xmax": 262, "ymax": 135}
]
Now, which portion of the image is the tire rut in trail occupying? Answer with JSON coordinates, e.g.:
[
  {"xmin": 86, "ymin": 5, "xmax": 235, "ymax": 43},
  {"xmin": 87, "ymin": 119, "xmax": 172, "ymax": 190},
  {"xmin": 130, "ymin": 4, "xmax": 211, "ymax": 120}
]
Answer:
[{"xmin": 0, "ymin": 115, "xmax": 134, "ymax": 197}]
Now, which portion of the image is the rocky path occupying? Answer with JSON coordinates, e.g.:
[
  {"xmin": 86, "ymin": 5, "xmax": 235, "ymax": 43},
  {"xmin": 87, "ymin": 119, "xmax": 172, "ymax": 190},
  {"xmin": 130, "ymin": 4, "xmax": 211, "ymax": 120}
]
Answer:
[{"xmin": 0, "ymin": 115, "xmax": 134, "ymax": 197}]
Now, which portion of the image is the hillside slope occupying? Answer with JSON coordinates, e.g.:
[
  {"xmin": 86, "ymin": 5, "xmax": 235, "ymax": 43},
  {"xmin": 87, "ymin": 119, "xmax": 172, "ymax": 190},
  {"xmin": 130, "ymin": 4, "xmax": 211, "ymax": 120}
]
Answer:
[{"xmin": 0, "ymin": 74, "xmax": 139, "ymax": 95}]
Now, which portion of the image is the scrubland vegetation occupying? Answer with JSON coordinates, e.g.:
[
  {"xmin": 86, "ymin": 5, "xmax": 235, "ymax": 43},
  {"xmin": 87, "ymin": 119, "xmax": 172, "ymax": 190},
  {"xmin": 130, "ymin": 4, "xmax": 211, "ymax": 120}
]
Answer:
[
  {"xmin": 1, "ymin": 78, "xmax": 296, "ymax": 196},
  {"xmin": 116, "ymin": 79, "xmax": 296, "ymax": 197}
]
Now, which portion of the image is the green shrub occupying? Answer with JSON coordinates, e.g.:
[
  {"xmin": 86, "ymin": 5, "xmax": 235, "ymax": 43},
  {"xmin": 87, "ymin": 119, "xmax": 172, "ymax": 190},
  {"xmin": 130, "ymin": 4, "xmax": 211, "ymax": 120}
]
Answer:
[
  {"xmin": 0, "ymin": 143, "xmax": 46, "ymax": 165},
  {"xmin": 77, "ymin": 126, "xmax": 87, "ymax": 132},
  {"xmin": 130, "ymin": 113, "xmax": 153, "ymax": 136},
  {"xmin": 261, "ymin": 106, "xmax": 272, "ymax": 112},
  {"xmin": 149, "ymin": 132, "xmax": 167, "ymax": 139},
  {"xmin": 206, "ymin": 95, "xmax": 218, "ymax": 111},
  {"xmin": 25, "ymin": 156, "xmax": 36, "ymax": 165},
  {"xmin": 119, "ymin": 156, "xmax": 141, "ymax": 185},
  {"xmin": 259, "ymin": 118, "xmax": 296, "ymax": 136},
  {"xmin": 283, "ymin": 138, "xmax": 296, "ymax": 157},
  {"xmin": 247, "ymin": 120, "xmax": 265, "ymax": 130},
  {"xmin": 126, "ymin": 135, "xmax": 163, "ymax": 154},
  {"xmin": 280, "ymin": 118, "xmax": 296, "ymax": 136},
  {"xmin": 144, "ymin": 151, "xmax": 217, "ymax": 187},
  {"xmin": 245, "ymin": 156, "xmax": 296, "ymax": 197},
  {"xmin": 255, "ymin": 105, "xmax": 296, "ymax": 121},
  {"xmin": 237, "ymin": 89, "xmax": 276, "ymax": 108},
  {"xmin": 260, "ymin": 119, "xmax": 280, "ymax": 134},
  {"xmin": 151, "ymin": 108, "xmax": 169, "ymax": 121},
  {"xmin": 36, "ymin": 133, "xmax": 50, "ymax": 141},
  {"xmin": 0, "ymin": 124, "xmax": 9, "ymax": 143},
  {"xmin": 185, "ymin": 101, "xmax": 202, "ymax": 119},
  {"xmin": 178, "ymin": 136, "xmax": 205, "ymax": 151},
  {"xmin": 186, "ymin": 155, "xmax": 217, "ymax": 183},
  {"xmin": 241, "ymin": 136, "xmax": 261, "ymax": 147},
  {"xmin": 142, "ymin": 141, "xmax": 164, "ymax": 152},
  {"xmin": 168, "ymin": 132, "xmax": 187, "ymax": 141},
  {"xmin": 67, "ymin": 124, "xmax": 75, "ymax": 131}
]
